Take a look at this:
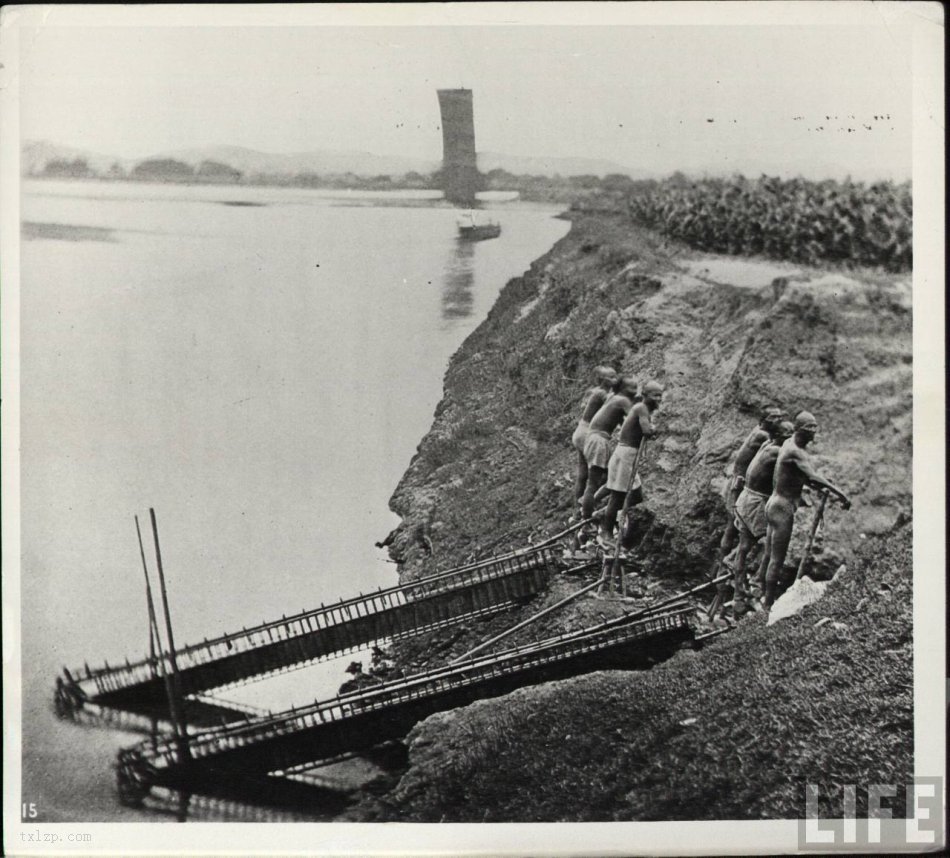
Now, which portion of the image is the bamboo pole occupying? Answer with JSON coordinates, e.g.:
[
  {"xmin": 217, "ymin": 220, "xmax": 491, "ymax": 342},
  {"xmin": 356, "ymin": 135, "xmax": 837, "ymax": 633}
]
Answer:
[
  {"xmin": 449, "ymin": 567, "xmax": 604, "ymax": 665},
  {"xmin": 149, "ymin": 508, "xmax": 190, "ymax": 761},
  {"xmin": 134, "ymin": 516, "xmax": 161, "ymax": 673},
  {"xmin": 633, "ymin": 571, "xmax": 730, "ymax": 620},
  {"xmin": 795, "ymin": 491, "xmax": 829, "ymax": 580},
  {"xmin": 134, "ymin": 515, "xmax": 180, "ymax": 746}
]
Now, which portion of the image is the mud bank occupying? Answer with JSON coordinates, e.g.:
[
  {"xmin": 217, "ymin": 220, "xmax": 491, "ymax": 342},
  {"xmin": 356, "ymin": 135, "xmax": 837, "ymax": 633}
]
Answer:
[
  {"xmin": 386, "ymin": 213, "xmax": 910, "ymax": 582},
  {"xmin": 369, "ymin": 521, "xmax": 912, "ymax": 822},
  {"xmin": 367, "ymin": 212, "xmax": 912, "ymax": 821}
]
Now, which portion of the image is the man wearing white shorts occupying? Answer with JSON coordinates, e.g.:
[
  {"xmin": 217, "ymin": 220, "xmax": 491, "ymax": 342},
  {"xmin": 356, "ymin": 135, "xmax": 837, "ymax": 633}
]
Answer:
[
  {"xmin": 580, "ymin": 376, "xmax": 639, "ymax": 521},
  {"xmin": 710, "ymin": 405, "xmax": 786, "ymax": 577},
  {"xmin": 732, "ymin": 424, "xmax": 793, "ymax": 612},
  {"xmin": 600, "ymin": 381, "xmax": 663, "ymax": 546},
  {"xmin": 606, "ymin": 443, "xmax": 642, "ymax": 494},
  {"xmin": 571, "ymin": 366, "xmax": 617, "ymax": 503}
]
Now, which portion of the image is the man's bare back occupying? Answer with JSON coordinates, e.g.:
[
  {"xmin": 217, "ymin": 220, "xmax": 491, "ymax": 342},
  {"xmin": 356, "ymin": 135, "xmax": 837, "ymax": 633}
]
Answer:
[
  {"xmin": 589, "ymin": 392, "xmax": 634, "ymax": 435},
  {"xmin": 617, "ymin": 400, "xmax": 656, "ymax": 447},
  {"xmin": 578, "ymin": 366, "xmax": 617, "ymax": 423},
  {"xmin": 771, "ymin": 437, "xmax": 811, "ymax": 505},
  {"xmin": 744, "ymin": 441, "xmax": 783, "ymax": 495},
  {"xmin": 771, "ymin": 430, "xmax": 850, "ymax": 509},
  {"xmin": 732, "ymin": 406, "xmax": 784, "ymax": 477},
  {"xmin": 580, "ymin": 386, "xmax": 611, "ymax": 422},
  {"xmin": 733, "ymin": 426, "xmax": 770, "ymax": 478}
]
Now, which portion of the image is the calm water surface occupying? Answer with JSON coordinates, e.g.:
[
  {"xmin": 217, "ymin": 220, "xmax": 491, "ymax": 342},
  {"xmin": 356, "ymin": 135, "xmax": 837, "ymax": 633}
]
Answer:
[{"xmin": 18, "ymin": 179, "xmax": 568, "ymax": 820}]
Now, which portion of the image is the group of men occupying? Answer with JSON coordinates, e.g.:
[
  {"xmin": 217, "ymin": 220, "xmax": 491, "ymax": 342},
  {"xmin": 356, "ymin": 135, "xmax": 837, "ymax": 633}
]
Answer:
[
  {"xmin": 571, "ymin": 366, "xmax": 662, "ymax": 553},
  {"xmin": 712, "ymin": 406, "xmax": 850, "ymax": 614},
  {"xmin": 570, "ymin": 366, "xmax": 851, "ymax": 615}
]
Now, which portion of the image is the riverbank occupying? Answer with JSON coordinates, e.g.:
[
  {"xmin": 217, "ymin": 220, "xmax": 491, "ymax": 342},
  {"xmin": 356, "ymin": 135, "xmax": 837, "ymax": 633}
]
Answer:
[
  {"xmin": 361, "ymin": 209, "xmax": 912, "ymax": 820},
  {"xmin": 18, "ymin": 179, "xmax": 570, "ymax": 822}
]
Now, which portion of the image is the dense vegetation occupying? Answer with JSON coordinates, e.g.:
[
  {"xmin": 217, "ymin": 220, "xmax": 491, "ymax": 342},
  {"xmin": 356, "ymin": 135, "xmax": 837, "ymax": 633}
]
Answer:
[{"xmin": 625, "ymin": 174, "xmax": 912, "ymax": 272}]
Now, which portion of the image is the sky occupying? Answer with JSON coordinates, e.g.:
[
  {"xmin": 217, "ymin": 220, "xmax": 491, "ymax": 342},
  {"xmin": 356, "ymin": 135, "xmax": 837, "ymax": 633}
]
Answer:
[{"xmin": 14, "ymin": 6, "xmax": 922, "ymax": 180}]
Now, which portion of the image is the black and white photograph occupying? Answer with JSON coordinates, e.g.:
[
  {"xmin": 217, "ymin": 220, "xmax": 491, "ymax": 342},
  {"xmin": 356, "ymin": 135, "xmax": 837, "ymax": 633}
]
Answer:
[{"xmin": 1, "ymin": 3, "xmax": 944, "ymax": 855}]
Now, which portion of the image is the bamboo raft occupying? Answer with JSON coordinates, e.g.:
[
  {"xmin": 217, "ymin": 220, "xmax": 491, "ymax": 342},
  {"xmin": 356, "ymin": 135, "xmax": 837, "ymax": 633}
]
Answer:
[
  {"xmin": 56, "ymin": 510, "xmax": 727, "ymax": 815},
  {"xmin": 56, "ymin": 545, "xmax": 562, "ymax": 723},
  {"xmin": 116, "ymin": 606, "xmax": 693, "ymax": 807}
]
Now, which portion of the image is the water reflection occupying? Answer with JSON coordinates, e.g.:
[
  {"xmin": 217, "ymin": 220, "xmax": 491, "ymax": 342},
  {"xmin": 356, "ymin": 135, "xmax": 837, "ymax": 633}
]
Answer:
[
  {"xmin": 138, "ymin": 785, "xmax": 332, "ymax": 822},
  {"xmin": 441, "ymin": 239, "xmax": 475, "ymax": 320}
]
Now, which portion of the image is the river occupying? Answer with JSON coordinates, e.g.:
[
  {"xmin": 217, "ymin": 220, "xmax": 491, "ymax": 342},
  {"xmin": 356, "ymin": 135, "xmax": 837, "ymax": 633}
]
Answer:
[{"xmin": 17, "ymin": 178, "xmax": 569, "ymax": 821}]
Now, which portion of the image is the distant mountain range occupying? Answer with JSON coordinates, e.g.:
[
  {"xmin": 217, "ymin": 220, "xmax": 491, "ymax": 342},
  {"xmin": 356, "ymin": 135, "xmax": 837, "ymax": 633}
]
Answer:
[
  {"xmin": 22, "ymin": 140, "xmax": 908, "ymax": 184},
  {"xmin": 478, "ymin": 151, "xmax": 643, "ymax": 178},
  {"xmin": 148, "ymin": 144, "xmax": 438, "ymax": 178},
  {"xmin": 22, "ymin": 140, "xmax": 645, "ymax": 179}
]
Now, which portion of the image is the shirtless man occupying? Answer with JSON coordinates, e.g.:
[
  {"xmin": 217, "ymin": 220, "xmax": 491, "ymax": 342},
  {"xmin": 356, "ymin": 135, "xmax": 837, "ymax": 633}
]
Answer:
[
  {"xmin": 711, "ymin": 405, "xmax": 787, "ymax": 576},
  {"xmin": 571, "ymin": 366, "xmax": 618, "ymax": 504},
  {"xmin": 600, "ymin": 381, "xmax": 662, "ymax": 546},
  {"xmin": 730, "ymin": 419, "xmax": 794, "ymax": 615},
  {"xmin": 761, "ymin": 411, "xmax": 850, "ymax": 609},
  {"xmin": 580, "ymin": 376, "xmax": 639, "ymax": 521}
]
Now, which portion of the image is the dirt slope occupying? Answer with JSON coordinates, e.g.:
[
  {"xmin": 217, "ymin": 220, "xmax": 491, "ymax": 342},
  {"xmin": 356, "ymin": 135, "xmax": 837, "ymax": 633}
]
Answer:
[
  {"xmin": 386, "ymin": 213, "xmax": 911, "ymax": 584},
  {"xmin": 371, "ymin": 522, "xmax": 912, "ymax": 822},
  {"xmin": 368, "ymin": 212, "xmax": 912, "ymax": 822}
]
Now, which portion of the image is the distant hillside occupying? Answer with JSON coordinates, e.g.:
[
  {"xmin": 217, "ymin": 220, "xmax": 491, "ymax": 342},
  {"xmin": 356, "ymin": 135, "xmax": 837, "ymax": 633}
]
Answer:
[
  {"xmin": 22, "ymin": 140, "xmax": 646, "ymax": 180},
  {"xmin": 478, "ymin": 151, "xmax": 647, "ymax": 178},
  {"xmin": 146, "ymin": 146, "xmax": 646, "ymax": 179},
  {"xmin": 22, "ymin": 140, "xmax": 905, "ymax": 184},
  {"xmin": 149, "ymin": 145, "xmax": 439, "ymax": 178}
]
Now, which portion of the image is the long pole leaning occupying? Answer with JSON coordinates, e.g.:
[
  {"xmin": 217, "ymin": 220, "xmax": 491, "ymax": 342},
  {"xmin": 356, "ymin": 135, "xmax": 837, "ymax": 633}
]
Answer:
[
  {"xmin": 601, "ymin": 439, "xmax": 646, "ymax": 598},
  {"xmin": 149, "ymin": 507, "xmax": 190, "ymax": 760},
  {"xmin": 450, "ymin": 567, "xmax": 603, "ymax": 665},
  {"xmin": 795, "ymin": 491, "xmax": 829, "ymax": 581},
  {"xmin": 134, "ymin": 516, "xmax": 160, "ymax": 670},
  {"xmin": 135, "ymin": 516, "xmax": 178, "ymax": 688},
  {"xmin": 135, "ymin": 515, "xmax": 179, "ymax": 746}
]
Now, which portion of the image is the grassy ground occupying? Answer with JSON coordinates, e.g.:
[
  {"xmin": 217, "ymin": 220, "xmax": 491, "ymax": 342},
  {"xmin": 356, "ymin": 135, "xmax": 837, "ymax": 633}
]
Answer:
[{"xmin": 367, "ymin": 521, "xmax": 912, "ymax": 822}]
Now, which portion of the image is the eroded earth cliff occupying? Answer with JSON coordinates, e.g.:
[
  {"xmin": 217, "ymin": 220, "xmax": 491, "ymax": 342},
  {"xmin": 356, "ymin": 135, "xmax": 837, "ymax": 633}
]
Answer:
[{"xmin": 365, "ymin": 212, "xmax": 912, "ymax": 821}]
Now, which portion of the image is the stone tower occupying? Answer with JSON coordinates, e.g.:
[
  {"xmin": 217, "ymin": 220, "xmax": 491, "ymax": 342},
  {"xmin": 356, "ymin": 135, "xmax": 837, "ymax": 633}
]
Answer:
[{"xmin": 437, "ymin": 88, "xmax": 481, "ymax": 206}]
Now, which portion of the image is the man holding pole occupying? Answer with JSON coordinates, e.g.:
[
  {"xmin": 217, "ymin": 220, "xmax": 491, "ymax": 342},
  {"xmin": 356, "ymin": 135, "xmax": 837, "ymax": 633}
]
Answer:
[
  {"xmin": 730, "ymin": 419, "xmax": 794, "ymax": 616},
  {"xmin": 571, "ymin": 365, "xmax": 619, "ymax": 504},
  {"xmin": 761, "ymin": 411, "xmax": 850, "ymax": 610},
  {"xmin": 599, "ymin": 381, "xmax": 662, "ymax": 547},
  {"xmin": 711, "ymin": 405, "xmax": 787, "ymax": 578},
  {"xmin": 581, "ymin": 376, "xmax": 639, "ymax": 522}
]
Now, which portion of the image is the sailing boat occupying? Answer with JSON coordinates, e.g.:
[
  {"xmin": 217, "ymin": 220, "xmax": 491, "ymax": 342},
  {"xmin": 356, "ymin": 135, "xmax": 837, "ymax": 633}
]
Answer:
[{"xmin": 457, "ymin": 211, "xmax": 501, "ymax": 241}]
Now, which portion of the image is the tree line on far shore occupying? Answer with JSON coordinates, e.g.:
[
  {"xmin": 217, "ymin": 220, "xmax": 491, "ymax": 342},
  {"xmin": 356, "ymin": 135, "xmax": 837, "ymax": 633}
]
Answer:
[
  {"xmin": 38, "ymin": 157, "xmax": 244, "ymax": 184},
  {"xmin": 34, "ymin": 157, "xmax": 912, "ymax": 271},
  {"xmin": 32, "ymin": 156, "xmax": 648, "ymax": 202}
]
